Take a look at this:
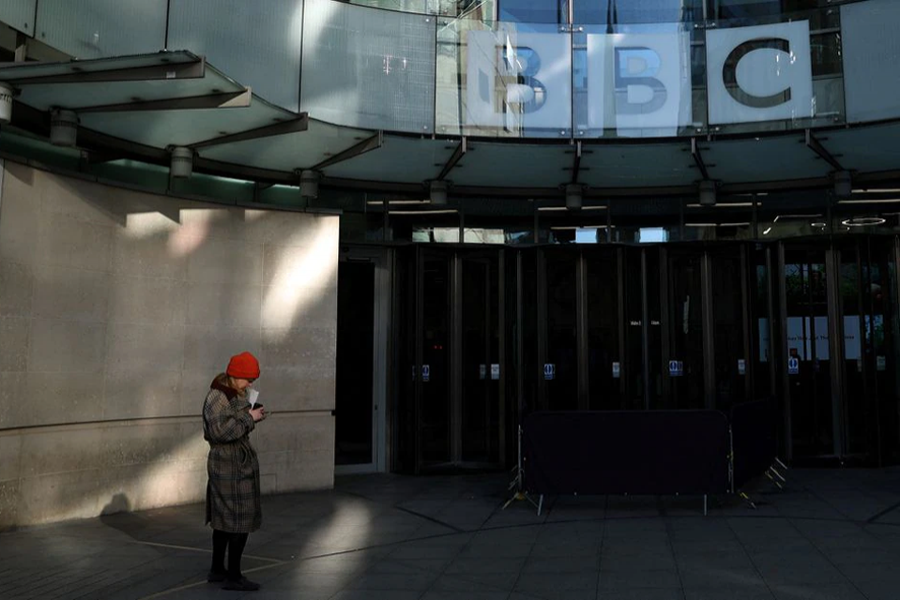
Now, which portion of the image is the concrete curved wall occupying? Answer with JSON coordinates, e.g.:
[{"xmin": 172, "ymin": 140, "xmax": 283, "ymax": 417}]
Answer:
[{"xmin": 0, "ymin": 161, "xmax": 339, "ymax": 529}]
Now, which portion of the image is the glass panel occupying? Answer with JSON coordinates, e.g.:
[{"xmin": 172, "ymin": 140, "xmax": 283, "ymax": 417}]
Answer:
[
  {"xmin": 0, "ymin": 0, "xmax": 36, "ymax": 33},
  {"xmin": 167, "ymin": 0, "xmax": 303, "ymax": 111},
  {"xmin": 420, "ymin": 252, "xmax": 452, "ymax": 465},
  {"xmin": 783, "ymin": 245, "xmax": 833, "ymax": 457},
  {"xmin": 436, "ymin": 19, "xmax": 572, "ymax": 138},
  {"xmin": 574, "ymin": 23, "xmax": 696, "ymax": 139},
  {"xmin": 460, "ymin": 256, "xmax": 501, "ymax": 463},
  {"xmin": 520, "ymin": 249, "xmax": 540, "ymax": 414},
  {"xmin": 714, "ymin": 0, "xmax": 820, "ymax": 21},
  {"xmin": 876, "ymin": 241, "xmax": 900, "ymax": 464},
  {"xmin": 623, "ymin": 247, "xmax": 646, "ymax": 408},
  {"xmin": 394, "ymin": 247, "xmax": 416, "ymax": 472},
  {"xmin": 35, "ymin": 0, "xmax": 167, "ymax": 59},
  {"xmin": 683, "ymin": 197, "xmax": 754, "ymax": 242},
  {"xmin": 838, "ymin": 243, "xmax": 867, "ymax": 457},
  {"xmin": 842, "ymin": 0, "xmax": 900, "ymax": 123},
  {"xmin": 708, "ymin": 10, "xmax": 843, "ymax": 134},
  {"xmin": 607, "ymin": 197, "xmax": 683, "ymax": 244},
  {"xmin": 335, "ymin": 262, "xmax": 375, "ymax": 465},
  {"xmin": 544, "ymin": 251, "xmax": 578, "ymax": 410},
  {"xmin": 79, "ymin": 101, "xmax": 294, "ymax": 149},
  {"xmin": 575, "ymin": 0, "xmax": 703, "ymax": 25},
  {"xmin": 757, "ymin": 190, "xmax": 828, "ymax": 241},
  {"xmin": 586, "ymin": 249, "xmax": 622, "ymax": 409},
  {"xmin": 667, "ymin": 250, "xmax": 704, "ymax": 409},
  {"xmin": 839, "ymin": 238, "xmax": 900, "ymax": 464},
  {"xmin": 388, "ymin": 209, "xmax": 460, "ymax": 243},
  {"xmin": 711, "ymin": 248, "xmax": 747, "ymax": 411},
  {"xmin": 754, "ymin": 246, "xmax": 773, "ymax": 402},
  {"xmin": 301, "ymin": 0, "xmax": 436, "ymax": 133},
  {"xmin": 499, "ymin": 0, "xmax": 563, "ymax": 24}
]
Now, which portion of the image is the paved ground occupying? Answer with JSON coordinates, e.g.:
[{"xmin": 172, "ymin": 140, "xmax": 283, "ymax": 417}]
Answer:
[{"xmin": 4, "ymin": 468, "xmax": 900, "ymax": 600}]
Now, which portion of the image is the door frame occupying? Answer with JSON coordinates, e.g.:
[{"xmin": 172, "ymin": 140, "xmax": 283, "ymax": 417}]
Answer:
[
  {"xmin": 334, "ymin": 245, "xmax": 390, "ymax": 475},
  {"xmin": 413, "ymin": 245, "xmax": 507, "ymax": 472}
]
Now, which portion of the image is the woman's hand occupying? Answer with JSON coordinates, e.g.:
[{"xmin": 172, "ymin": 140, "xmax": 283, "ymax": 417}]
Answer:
[{"xmin": 249, "ymin": 406, "xmax": 267, "ymax": 422}]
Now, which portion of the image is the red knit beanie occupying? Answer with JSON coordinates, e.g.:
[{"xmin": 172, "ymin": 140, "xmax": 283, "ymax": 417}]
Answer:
[{"xmin": 226, "ymin": 352, "xmax": 260, "ymax": 379}]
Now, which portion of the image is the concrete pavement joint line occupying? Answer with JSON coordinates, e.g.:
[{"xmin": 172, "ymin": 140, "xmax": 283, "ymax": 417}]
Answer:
[
  {"xmin": 135, "ymin": 560, "xmax": 290, "ymax": 600},
  {"xmin": 723, "ymin": 514, "xmax": 778, "ymax": 599},
  {"xmin": 785, "ymin": 516, "xmax": 871, "ymax": 599},
  {"xmin": 130, "ymin": 539, "xmax": 284, "ymax": 563},
  {"xmin": 865, "ymin": 499, "xmax": 900, "ymax": 523},
  {"xmin": 506, "ymin": 498, "xmax": 547, "ymax": 600},
  {"xmin": 661, "ymin": 510, "xmax": 687, "ymax": 598},
  {"xmin": 393, "ymin": 505, "xmax": 467, "ymax": 533}
]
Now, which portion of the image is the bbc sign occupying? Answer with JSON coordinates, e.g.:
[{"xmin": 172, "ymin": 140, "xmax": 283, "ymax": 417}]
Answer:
[{"xmin": 465, "ymin": 21, "xmax": 813, "ymax": 133}]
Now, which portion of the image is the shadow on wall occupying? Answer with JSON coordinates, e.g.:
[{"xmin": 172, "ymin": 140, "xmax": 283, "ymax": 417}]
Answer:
[{"xmin": 1, "ymin": 164, "xmax": 339, "ymax": 528}]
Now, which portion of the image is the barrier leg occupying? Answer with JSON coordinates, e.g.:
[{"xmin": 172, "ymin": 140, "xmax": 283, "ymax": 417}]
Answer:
[
  {"xmin": 503, "ymin": 425, "xmax": 541, "ymax": 515},
  {"xmin": 703, "ymin": 494, "xmax": 708, "ymax": 516}
]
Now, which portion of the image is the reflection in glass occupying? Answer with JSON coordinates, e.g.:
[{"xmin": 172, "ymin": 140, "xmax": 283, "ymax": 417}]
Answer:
[
  {"xmin": 783, "ymin": 247, "xmax": 833, "ymax": 457},
  {"xmin": 575, "ymin": 0, "xmax": 703, "ymax": 25},
  {"xmin": 420, "ymin": 255, "xmax": 452, "ymax": 465},
  {"xmin": 545, "ymin": 252, "xmax": 578, "ymax": 410}
]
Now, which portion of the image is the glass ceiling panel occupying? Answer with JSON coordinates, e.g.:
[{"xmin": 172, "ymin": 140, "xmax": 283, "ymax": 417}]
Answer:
[
  {"xmin": 704, "ymin": 135, "xmax": 830, "ymax": 184},
  {"xmin": 0, "ymin": 0, "xmax": 36, "ymax": 34},
  {"xmin": 322, "ymin": 136, "xmax": 456, "ymax": 183},
  {"xmin": 14, "ymin": 67, "xmax": 245, "ymax": 111},
  {"xmin": 78, "ymin": 98, "xmax": 296, "ymax": 149},
  {"xmin": 825, "ymin": 122, "xmax": 900, "ymax": 175},
  {"xmin": 579, "ymin": 143, "xmax": 695, "ymax": 188},
  {"xmin": 452, "ymin": 143, "xmax": 572, "ymax": 188},
  {"xmin": 200, "ymin": 119, "xmax": 373, "ymax": 172},
  {"xmin": 0, "ymin": 51, "xmax": 199, "ymax": 82}
]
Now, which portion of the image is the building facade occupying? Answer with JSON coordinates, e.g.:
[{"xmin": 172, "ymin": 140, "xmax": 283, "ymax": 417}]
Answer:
[{"xmin": 1, "ymin": 0, "xmax": 900, "ymax": 526}]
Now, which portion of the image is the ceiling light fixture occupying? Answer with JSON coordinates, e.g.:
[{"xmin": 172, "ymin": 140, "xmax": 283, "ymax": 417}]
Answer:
[{"xmin": 842, "ymin": 217, "xmax": 886, "ymax": 227}]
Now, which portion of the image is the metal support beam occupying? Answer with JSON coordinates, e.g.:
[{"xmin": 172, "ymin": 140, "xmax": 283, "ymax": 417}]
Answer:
[
  {"xmin": 190, "ymin": 113, "xmax": 310, "ymax": 150},
  {"xmin": 570, "ymin": 140, "xmax": 582, "ymax": 184},
  {"xmin": 312, "ymin": 130, "xmax": 383, "ymax": 170},
  {"xmin": 691, "ymin": 137, "xmax": 710, "ymax": 181},
  {"xmin": 0, "ymin": 58, "xmax": 205, "ymax": 85},
  {"xmin": 436, "ymin": 137, "xmax": 466, "ymax": 181},
  {"xmin": 14, "ymin": 32, "xmax": 27, "ymax": 63},
  {"xmin": 805, "ymin": 129, "xmax": 844, "ymax": 171},
  {"xmin": 76, "ymin": 89, "xmax": 252, "ymax": 114}
]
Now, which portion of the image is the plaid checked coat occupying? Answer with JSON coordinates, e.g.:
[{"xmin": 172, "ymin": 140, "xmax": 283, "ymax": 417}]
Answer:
[{"xmin": 203, "ymin": 375, "xmax": 262, "ymax": 533}]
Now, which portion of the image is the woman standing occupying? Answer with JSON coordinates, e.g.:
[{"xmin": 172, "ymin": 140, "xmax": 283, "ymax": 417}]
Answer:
[{"xmin": 203, "ymin": 351, "xmax": 268, "ymax": 592}]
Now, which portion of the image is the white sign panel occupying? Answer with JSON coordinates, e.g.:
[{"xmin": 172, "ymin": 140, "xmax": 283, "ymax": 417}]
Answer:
[
  {"xmin": 758, "ymin": 316, "xmax": 863, "ymax": 362},
  {"xmin": 466, "ymin": 30, "xmax": 571, "ymax": 131},
  {"xmin": 587, "ymin": 31, "xmax": 692, "ymax": 136},
  {"xmin": 706, "ymin": 21, "xmax": 813, "ymax": 125},
  {"xmin": 491, "ymin": 364, "xmax": 500, "ymax": 380}
]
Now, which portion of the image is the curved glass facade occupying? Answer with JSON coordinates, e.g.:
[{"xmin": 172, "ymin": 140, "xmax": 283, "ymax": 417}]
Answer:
[{"xmin": 0, "ymin": 0, "xmax": 872, "ymax": 140}]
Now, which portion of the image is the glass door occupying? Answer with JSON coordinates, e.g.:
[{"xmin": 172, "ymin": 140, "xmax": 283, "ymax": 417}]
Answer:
[
  {"xmin": 460, "ymin": 253, "xmax": 503, "ymax": 465},
  {"xmin": 585, "ymin": 247, "xmax": 623, "ymax": 409},
  {"xmin": 665, "ymin": 248, "xmax": 705, "ymax": 409},
  {"xmin": 540, "ymin": 249, "xmax": 579, "ymax": 410},
  {"xmin": 780, "ymin": 244, "xmax": 835, "ymax": 459},
  {"xmin": 417, "ymin": 249, "xmax": 452, "ymax": 468},
  {"xmin": 835, "ymin": 237, "xmax": 900, "ymax": 465},
  {"xmin": 335, "ymin": 246, "xmax": 390, "ymax": 474},
  {"xmin": 409, "ymin": 247, "xmax": 506, "ymax": 472},
  {"xmin": 335, "ymin": 260, "xmax": 375, "ymax": 467}
]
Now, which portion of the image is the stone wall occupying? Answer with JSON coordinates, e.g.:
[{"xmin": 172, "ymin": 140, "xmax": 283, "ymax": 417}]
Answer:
[{"xmin": 0, "ymin": 161, "xmax": 338, "ymax": 528}]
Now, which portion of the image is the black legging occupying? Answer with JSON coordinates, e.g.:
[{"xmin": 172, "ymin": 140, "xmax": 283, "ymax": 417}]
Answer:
[{"xmin": 212, "ymin": 529, "xmax": 250, "ymax": 580}]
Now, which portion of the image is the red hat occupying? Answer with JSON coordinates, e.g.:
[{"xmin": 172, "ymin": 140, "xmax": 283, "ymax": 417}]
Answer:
[{"xmin": 226, "ymin": 352, "xmax": 260, "ymax": 379}]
